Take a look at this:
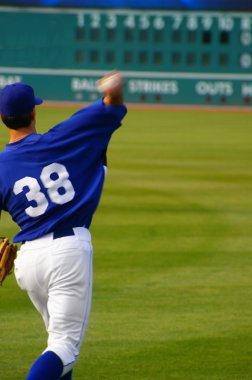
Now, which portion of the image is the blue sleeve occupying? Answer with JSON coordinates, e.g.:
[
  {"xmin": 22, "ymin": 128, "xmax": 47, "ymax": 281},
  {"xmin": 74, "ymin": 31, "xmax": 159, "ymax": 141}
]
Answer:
[
  {"xmin": 73, "ymin": 98, "xmax": 127, "ymax": 124},
  {"xmin": 51, "ymin": 98, "xmax": 127, "ymax": 135},
  {"xmin": 46, "ymin": 99, "xmax": 127, "ymax": 153}
]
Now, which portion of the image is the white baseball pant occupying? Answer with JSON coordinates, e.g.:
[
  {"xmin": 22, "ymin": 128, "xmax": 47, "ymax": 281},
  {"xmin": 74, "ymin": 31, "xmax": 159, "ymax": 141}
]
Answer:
[{"xmin": 14, "ymin": 227, "xmax": 93, "ymax": 376}]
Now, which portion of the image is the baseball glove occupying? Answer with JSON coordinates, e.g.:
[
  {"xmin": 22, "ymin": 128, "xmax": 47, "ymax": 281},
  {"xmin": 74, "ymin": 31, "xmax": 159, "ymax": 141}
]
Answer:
[{"xmin": 0, "ymin": 237, "xmax": 17, "ymax": 285}]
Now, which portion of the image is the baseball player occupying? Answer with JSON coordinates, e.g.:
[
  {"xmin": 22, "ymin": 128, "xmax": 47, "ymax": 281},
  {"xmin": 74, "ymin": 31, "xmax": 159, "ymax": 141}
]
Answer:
[{"xmin": 0, "ymin": 72, "xmax": 126, "ymax": 380}]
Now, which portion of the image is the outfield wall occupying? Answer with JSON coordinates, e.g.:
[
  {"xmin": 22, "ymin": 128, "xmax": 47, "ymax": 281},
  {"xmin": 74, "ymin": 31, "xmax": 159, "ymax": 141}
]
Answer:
[{"xmin": 0, "ymin": 7, "xmax": 252, "ymax": 106}]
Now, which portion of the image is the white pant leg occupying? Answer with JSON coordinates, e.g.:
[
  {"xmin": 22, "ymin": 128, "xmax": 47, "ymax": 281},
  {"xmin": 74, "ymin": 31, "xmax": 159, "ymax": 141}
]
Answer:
[{"xmin": 14, "ymin": 228, "xmax": 93, "ymax": 376}]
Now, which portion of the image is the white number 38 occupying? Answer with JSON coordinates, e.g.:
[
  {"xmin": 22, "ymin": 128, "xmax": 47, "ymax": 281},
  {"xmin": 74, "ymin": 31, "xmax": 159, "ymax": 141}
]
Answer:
[{"xmin": 13, "ymin": 163, "xmax": 75, "ymax": 217}]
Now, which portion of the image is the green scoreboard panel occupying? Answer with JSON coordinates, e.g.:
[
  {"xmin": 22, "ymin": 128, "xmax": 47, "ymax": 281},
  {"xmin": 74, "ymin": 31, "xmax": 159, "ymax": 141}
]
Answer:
[{"xmin": 0, "ymin": 7, "xmax": 252, "ymax": 106}]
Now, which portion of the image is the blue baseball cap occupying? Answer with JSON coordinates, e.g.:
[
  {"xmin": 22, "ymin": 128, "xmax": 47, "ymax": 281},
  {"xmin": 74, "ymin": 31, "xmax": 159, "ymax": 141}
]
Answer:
[{"xmin": 0, "ymin": 82, "xmax": 43, "ymax": 117}]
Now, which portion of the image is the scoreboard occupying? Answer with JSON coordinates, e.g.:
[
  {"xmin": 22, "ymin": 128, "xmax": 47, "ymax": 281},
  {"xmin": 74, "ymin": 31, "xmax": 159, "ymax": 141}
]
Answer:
[{"xmin": 0, "ymin": 7, "xmax": 252, "ymax": 106}]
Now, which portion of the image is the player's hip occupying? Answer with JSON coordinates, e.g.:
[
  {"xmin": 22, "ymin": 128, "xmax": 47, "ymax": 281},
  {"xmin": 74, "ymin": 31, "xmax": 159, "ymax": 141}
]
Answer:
[{"xmin": 14, "ymin": 226, "xmax": 93, "ymax": 291}]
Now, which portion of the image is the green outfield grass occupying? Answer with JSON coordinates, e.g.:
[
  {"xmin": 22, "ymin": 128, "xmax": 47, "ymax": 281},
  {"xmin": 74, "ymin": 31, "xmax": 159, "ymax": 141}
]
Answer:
[{"xmin": 0, "ymin": 106, "xmax": 252, "ymax": 379}]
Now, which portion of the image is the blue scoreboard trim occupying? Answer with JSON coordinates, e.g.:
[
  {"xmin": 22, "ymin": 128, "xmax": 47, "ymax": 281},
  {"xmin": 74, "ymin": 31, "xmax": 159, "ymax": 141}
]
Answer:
[{"xmin": 0, "ymin": 0, "xmax": 250, "ymax": 11}]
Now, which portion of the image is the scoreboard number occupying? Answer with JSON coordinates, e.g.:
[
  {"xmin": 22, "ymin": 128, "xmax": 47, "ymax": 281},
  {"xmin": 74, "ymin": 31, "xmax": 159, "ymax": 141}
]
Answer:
[
  {"xmin": 240, "ymin": 53, "xmax": 252, "ymax": 69},
  {"xmin": 201, "ymin": 16, "xmax": 213, "ymax": 31},
  {"xmin": 139, "ymin": 15, "xmax": 150, "ymax": 29},
  {"xmin": 218, "ymin": 16, "xmax": 234, "ymax": 31},
  {"xmin": 172, "ymin": 14, "xmax": 183, "ymax": 30},
  {"xmin": 153, "ymin": 16, "xmax": 165, "ymax": 30},
  {"xmin": 106, "ymin": 14, "xmax": 117, "ymax": 28},
  {"xmin": 90, "ymin": 13, "xmax": 101, "ymax": 28},
  {"xmin": 124, "ymin": 15, "xmax": 135, "ymax": 28},
  {"xmin": 241, "ymin": 17, "xmax": 252, "ymax": 31},
  {"xmin": 240, "ymin": 32, "xmax": 252, "ymax": 46},
  {"xmin": 186, "ymin": 16, "xmax": 198, "ymax": 31}
]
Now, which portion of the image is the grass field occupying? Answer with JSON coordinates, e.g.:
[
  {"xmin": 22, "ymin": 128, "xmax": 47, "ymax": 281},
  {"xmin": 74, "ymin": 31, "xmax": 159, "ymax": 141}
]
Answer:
[{"xmin": 0, "ymin": 105, "xmax": 252, "ymax": 379}]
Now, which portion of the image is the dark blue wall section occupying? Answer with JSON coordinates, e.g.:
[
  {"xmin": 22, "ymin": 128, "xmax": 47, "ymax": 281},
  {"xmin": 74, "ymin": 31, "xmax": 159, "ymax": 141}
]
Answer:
[{"xmin": 0, "ymin": 0, "xmax": 251, "ymax": 10}]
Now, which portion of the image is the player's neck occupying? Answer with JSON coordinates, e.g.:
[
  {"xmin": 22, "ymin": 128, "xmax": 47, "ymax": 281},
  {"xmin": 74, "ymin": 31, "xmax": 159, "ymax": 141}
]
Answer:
[{"xmin": 9, "ymin": 123, "xmax": 37, "ymax": 144}]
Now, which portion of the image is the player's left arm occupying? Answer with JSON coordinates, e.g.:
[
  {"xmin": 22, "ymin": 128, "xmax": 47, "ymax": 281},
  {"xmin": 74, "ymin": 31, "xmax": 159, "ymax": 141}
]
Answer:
[
  {"xmin": 47, "ymin": 71, "xmax": 127, "ymax": 156},
  {"xmin": 72, "ymin": 71, "xmax": 125, "ymax": 121},
  {"xmin": 52, "ymin": 71, "xmax": 126, "ymax": 135},
  {"xmin": 97, "ymin": 71, "xmax": 124, "ymax": 168}
]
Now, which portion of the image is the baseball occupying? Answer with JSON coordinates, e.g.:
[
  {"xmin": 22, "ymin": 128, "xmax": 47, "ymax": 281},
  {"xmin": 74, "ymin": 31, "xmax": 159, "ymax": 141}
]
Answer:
[{"xmin": 97, "ymin": 71, "xmax": 123, "ymax": 94}]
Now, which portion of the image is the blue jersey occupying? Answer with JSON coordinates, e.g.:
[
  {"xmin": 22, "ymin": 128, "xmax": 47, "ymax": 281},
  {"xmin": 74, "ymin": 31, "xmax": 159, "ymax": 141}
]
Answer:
[{"xmin": 0, "ymin": 99, "xmax": 127, "ymax": 243}]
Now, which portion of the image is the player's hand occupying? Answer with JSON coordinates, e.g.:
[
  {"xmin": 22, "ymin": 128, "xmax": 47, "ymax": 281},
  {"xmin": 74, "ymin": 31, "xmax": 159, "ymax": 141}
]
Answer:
[{"xmin": 97, "ymin": 71, "xmax": 124, "ymax": 106}]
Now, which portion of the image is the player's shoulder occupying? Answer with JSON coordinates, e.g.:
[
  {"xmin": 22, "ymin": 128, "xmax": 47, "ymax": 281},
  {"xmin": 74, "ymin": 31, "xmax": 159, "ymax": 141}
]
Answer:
[
  {"xmin": 0, "ymin": 152, "xmax": 13, "ymax": 183},
  {"xmin": 0, "ymin": 148, "xmax": 9, "ymax": 161}
]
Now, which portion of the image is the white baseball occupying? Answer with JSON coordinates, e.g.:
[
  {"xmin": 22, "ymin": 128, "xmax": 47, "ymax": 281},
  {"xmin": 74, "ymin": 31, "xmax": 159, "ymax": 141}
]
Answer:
[{"xmin": 97, "ymin": 72, "xmax": 122, "ymax": 94}]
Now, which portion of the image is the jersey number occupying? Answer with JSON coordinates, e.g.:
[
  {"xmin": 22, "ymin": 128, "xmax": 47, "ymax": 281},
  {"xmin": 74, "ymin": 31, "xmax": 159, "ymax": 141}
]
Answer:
[{"xmin": 13, "ymin": 163, "xmax": 75, "ymax": 217}]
